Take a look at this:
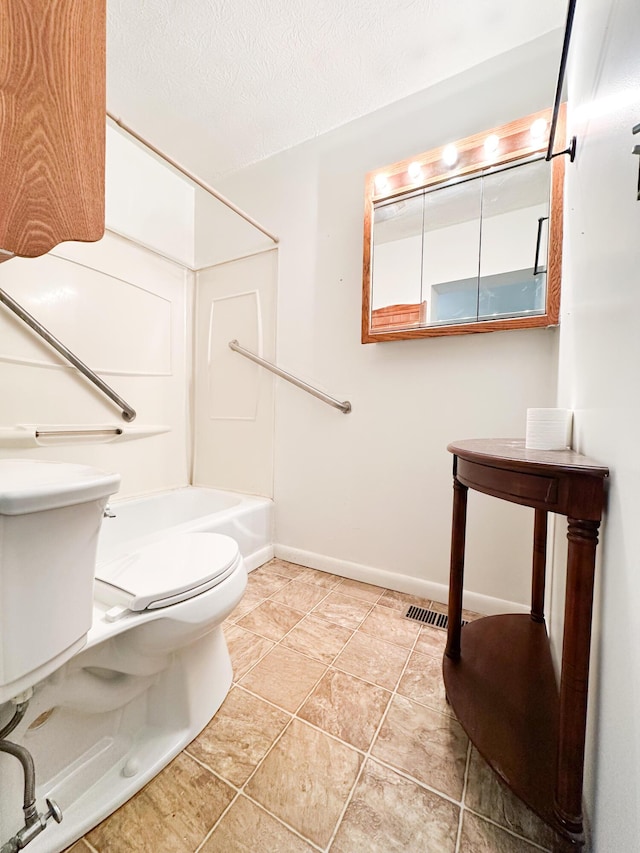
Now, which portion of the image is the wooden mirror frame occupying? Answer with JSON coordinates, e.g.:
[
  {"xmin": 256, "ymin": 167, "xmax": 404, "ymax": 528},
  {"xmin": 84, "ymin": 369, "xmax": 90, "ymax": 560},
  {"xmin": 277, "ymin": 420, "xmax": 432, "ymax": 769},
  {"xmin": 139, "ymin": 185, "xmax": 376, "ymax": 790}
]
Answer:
[{"xmin": 361, "ymin": 106, "xmax": 565, "ymax": 343}]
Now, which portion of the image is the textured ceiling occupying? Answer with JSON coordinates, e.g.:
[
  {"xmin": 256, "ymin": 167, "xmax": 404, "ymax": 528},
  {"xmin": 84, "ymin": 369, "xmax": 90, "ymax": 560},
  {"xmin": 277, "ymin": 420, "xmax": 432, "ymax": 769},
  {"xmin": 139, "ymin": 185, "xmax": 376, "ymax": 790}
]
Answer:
[{"xmin": 107, "ymin": 0, "xmax": 565, "ymax": 181}]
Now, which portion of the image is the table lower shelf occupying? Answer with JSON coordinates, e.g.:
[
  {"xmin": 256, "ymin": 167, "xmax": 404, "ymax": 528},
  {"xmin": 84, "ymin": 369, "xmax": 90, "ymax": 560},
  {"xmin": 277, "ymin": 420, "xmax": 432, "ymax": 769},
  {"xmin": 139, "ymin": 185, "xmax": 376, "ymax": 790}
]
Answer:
[{"xmin": 443, "ymin": 614, "xmax": 583, "ymax": 847}]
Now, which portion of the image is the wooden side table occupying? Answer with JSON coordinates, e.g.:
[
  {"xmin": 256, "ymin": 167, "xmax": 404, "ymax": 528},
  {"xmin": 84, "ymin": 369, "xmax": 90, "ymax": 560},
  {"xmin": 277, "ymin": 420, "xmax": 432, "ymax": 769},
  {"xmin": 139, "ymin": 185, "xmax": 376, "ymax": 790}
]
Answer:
[{"xmin": 443, "ymin": 439, "xmax": 608, "ymax": 850}]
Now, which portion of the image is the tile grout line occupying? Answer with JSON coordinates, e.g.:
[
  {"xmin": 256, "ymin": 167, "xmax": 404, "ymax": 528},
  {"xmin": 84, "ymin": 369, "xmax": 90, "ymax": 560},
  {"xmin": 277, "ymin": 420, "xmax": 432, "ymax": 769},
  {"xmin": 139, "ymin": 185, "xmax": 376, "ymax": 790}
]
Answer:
[
  {"xmin": 462, "ymin": 809, "xmax": 554, "ymax": 852},
  {"xmin": 455, "ymin": 740, "xmax": 473, "ymax": 853},
  {"xmin": 232, "ymin": 566, "xmax": 551, "ymax": 853},
  {"xmin": 242, "ymin": 791, "xmax": 326, "ymax": 852},
  {"xmin": 195, "ymin": 585, "xmax": 363, "ymax": 851},
  {"xmin": 220, "ymin": 570, "xmax": 481, "ymax": 851},
  {"xmin": 192, "ymin": 566, "xmax": 334, "ymax": 851},
  {"xmin": 322, "ymin": 608, "xmax": 426, "ymax": 851}
]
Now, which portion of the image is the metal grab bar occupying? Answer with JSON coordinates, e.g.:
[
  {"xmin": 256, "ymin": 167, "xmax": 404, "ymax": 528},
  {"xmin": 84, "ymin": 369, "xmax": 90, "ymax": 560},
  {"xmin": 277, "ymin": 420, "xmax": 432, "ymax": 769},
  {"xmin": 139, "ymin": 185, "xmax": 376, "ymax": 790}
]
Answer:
[
  {"xmin": 0, "ymin": 287, "xmax": 137, "ymax": 422},
  {"xmin": 229, "ymin": 340, "xmax": 352, "ymax": 414}
]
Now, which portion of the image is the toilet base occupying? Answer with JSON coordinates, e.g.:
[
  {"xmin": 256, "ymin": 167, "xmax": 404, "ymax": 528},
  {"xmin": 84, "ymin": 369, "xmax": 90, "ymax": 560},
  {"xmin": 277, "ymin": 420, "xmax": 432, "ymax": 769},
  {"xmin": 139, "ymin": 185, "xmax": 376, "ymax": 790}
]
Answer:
[{"xmin": 0, "ymin": 626, "xmax": 232, "ymax": 853}]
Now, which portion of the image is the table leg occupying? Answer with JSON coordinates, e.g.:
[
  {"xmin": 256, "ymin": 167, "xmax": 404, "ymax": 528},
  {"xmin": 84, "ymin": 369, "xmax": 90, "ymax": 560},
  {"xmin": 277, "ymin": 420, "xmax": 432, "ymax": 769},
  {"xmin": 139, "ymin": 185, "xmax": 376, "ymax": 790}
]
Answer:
[
  {"xmin": 531, "ymin": 509, "xmax": 548, "ymax": 623},
  {"xmin": 445, "ymin": 470, "xmax": 468, "ymax": 661},
  {"xmin": 554, "ymin": 517, "xmax": 600, "ymax": 838}
]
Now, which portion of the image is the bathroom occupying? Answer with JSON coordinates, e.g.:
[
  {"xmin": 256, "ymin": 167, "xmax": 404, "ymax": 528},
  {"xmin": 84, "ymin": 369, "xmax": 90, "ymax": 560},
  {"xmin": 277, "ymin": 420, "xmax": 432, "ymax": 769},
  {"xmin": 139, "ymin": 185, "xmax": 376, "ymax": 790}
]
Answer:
[{"xmin": 0, "ymin": 0, "xmax": 639, "ymax": 851}]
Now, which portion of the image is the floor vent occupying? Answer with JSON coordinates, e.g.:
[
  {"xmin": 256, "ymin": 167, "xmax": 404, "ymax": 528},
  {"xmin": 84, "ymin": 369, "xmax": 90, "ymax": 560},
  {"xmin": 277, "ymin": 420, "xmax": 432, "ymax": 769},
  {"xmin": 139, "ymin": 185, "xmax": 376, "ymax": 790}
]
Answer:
[{"xmin": 404, "ymin": 606, "xmax": 468, "ymax": 631}]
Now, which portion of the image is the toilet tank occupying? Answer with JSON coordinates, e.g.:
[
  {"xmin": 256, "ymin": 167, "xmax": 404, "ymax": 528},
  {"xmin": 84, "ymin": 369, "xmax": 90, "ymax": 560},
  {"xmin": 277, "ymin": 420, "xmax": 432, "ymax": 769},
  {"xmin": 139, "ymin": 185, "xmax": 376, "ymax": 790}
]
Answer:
[{"xmin": 0, "ymin": 459, "xmax": 121, "ymax": 702}]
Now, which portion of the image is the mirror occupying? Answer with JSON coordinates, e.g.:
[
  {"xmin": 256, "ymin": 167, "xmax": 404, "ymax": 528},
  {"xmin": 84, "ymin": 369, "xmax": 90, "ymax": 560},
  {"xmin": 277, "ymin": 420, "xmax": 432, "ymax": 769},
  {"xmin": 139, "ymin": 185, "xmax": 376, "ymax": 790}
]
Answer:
[{"xmin": 362, "ymin": 107, "xmax": 565, "ymax": 342}]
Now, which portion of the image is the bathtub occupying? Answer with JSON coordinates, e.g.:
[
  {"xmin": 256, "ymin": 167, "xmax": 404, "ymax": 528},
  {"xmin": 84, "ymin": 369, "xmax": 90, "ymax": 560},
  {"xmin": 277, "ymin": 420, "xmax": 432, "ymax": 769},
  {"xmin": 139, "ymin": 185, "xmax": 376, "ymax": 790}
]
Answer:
[{"xmin": 98, "ymin": 486, "xmax": 274, "ymax": 571}]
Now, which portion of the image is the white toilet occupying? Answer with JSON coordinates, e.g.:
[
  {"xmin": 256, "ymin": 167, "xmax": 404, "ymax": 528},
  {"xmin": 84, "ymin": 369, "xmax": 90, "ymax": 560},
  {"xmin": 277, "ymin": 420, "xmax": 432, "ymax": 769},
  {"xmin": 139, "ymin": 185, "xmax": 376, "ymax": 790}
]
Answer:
[{"xmin": 0, "ymin": 460, "xmax": 247, "ymax": 852}]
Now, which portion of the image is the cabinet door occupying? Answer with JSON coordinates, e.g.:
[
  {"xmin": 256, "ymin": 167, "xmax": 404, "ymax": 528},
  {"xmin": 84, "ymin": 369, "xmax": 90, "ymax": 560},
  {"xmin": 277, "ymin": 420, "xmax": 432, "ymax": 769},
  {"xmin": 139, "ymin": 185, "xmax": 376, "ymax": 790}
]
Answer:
[
  {"xmin": 0, "ymin": 0, "xmax": 106, "ymax": 258},
  {"xmin": 478, "ymin": 159, "xmax": 551, "ymax": 321},
  {"xmin": 423, "ymin": 179, "xmax": 482, "ymax": 326}
]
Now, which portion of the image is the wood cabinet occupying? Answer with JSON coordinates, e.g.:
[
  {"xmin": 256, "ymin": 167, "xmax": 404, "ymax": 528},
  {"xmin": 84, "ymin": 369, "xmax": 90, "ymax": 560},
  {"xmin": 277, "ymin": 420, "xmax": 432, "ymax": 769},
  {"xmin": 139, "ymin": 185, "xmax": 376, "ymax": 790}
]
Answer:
[
  {"xmin": 0, "ymin": 0, "xmax": 106, "ymax": 260},
  {"xmin": 443, "ymin": 439, "xmax": 608, "ymax": 851}
]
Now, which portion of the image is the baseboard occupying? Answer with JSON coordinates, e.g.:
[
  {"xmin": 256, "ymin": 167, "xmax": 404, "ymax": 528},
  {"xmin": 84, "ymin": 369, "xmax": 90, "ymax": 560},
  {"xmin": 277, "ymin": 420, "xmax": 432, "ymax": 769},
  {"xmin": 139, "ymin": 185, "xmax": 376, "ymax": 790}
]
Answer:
[{"xmin": 274, "ymin": 544, "xmax": 529, "ymax": 617}]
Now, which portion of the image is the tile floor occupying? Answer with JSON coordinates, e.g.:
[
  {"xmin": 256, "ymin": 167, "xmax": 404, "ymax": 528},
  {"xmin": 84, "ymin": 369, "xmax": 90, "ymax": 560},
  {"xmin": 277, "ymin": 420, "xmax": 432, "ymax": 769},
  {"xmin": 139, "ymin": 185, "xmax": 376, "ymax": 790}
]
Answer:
[{"xmin": 66, "ymin": 559, "xmax": 557, "ymax": 853}]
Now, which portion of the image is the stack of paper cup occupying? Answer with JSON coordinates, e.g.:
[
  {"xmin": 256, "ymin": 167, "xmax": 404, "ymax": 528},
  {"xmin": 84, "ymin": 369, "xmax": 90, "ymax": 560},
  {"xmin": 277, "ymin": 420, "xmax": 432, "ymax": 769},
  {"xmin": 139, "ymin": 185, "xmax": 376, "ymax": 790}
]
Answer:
[{"xmin": 525, "ymin": 408, "xmax": 573, "ymax": 450}]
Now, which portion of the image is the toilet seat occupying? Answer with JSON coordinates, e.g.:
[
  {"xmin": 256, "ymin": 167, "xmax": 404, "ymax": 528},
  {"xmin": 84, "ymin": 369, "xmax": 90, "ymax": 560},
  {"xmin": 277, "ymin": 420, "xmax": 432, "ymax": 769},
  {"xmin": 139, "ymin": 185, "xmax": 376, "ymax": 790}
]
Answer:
[{"xmin": 94, "ymin": 532, "xmax": 241, "ymax": 612}]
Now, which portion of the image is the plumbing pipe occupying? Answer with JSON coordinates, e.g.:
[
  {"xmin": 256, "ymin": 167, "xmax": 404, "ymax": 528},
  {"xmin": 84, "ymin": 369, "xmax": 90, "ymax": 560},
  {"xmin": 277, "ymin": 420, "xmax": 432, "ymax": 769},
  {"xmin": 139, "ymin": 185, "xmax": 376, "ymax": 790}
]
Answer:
[
  {"xmin": 0, "ymin": 703, "xmax": 28, "ymax": 740},
  {"xmin": 0, "ymin": 740, "xmax": 36, "ymax": 815}
]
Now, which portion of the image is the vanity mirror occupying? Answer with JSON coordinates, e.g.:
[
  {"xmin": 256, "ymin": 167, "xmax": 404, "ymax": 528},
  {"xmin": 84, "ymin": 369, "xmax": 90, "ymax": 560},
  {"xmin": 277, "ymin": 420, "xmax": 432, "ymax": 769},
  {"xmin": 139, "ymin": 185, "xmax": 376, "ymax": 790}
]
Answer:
[{"xmin": 362, "ymin": 106, "xmax": 565, "ymax": 343}]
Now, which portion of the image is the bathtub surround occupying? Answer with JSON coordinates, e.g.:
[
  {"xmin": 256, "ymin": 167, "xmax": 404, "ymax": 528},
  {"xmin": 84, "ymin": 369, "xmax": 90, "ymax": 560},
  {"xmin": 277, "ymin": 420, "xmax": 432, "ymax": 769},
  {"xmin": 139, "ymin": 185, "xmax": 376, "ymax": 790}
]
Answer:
[{"xmin": 0, "ymin": 126, "xmax": 195, "ymax": 500}]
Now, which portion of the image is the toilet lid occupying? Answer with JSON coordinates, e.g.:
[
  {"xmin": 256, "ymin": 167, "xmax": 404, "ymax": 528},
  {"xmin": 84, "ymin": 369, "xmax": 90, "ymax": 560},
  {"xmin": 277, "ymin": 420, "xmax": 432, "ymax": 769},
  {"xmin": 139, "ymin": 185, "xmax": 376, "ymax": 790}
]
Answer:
[{"xmin": 94, "ymin": 532, "xmax": 240, "ymax": 611}]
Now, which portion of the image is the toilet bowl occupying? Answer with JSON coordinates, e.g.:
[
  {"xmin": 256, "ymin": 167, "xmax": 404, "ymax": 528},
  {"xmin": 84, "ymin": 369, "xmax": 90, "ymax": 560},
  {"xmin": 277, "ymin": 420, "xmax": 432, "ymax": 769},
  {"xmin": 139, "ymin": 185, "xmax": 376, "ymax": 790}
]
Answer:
[{"xmin": 0, "ymin": 461, "xmax": 247, "ymax": 852}]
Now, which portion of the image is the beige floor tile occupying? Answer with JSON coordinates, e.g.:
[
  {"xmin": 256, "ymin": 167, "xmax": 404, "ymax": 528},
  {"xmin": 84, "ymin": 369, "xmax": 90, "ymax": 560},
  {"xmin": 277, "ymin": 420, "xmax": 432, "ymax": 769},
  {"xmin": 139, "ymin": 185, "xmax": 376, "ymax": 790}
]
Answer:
[
  {"xmin": 262, "ymin": 558, "xmax": 308, "ymax": 579},
  {"xmin": 281, "ymin": 613, "xmax": 353, "ymax": 664},
  {"xmin": 61, "ymin": 843, "xmax": 92, "ymax": 853},
  {"xmin": 459, "ymin": 811, "xmax": 549, "ymax": 852},
  {"xmin": 415, "ymin": 625, "xmax": 448, "ymax": 657},
  {"xmin": 270, "ymin": 579, "xmax": 331, "ymax": 612},
  {"xmin": 239, "ymin": 645, "xmax": 327, "ymax": 712},
  {"xmin": 295, "ymin": 566, "xmax": 343, "ymax": 589},
  {"xmin": 86, "ymin": 753, "xmax": 233, "ymax": 853},
  {"xmin": 186, "ymin": 687, "xmax": 290, "ymax": 787},
  {"xmin": 223, "ymin": 624, "xmax": 274, "ymax": 681},
  {"xmin": 334, "ymin": 631, "xmax": 409, "ymax": 691},
  {"xmin": 397, "ymin": 650, "xmax": 453, "ymax": 717},
  {"xmin": 464, "ymin": 748, "xmax": 556, "ymax": 850},
  {"xmin": 246, "ymin": 571, "xmax": 292, "ymax": 598},
  {"xmin": 359, "ymin": 604, "xmax": 421, "ymax": 649},
  {"xmin": 377, "ymin": 589, "xmax": 432, "ymax": 612},
  {"xmin": 226, "ymin": 587, "xmax": 264, "ymax": 622},
  {"xmin": 236, "ymin": 600, "xmax": 304, "ymax": 641},
  {"xmin": 298, "ymin": 668, "xmax": 391, "ymax": 751},
  {"xmin": 331, "ymin": 758, "xmax": 459, "ymax": 853},
  {"xmin": 430, "ymin": 601, "xmax": 485, "ymax": 622},
  {"xmin": 312, "ymin": 591, "xmax": 373, "ymax": 629},
  {"xmin": 245, "ymin": 719, "xmax": 362, "ymax": 848},
  {"xmin": 334, "ymin": 577, "xmax": 384, "ymax": 603},
  {"xmin": 372, "ymin": 695, "xmax": 468, "ymax": 800},
  {"xmin": 201, "ymin": 795, "xmax": 315, "ymax": 852}
]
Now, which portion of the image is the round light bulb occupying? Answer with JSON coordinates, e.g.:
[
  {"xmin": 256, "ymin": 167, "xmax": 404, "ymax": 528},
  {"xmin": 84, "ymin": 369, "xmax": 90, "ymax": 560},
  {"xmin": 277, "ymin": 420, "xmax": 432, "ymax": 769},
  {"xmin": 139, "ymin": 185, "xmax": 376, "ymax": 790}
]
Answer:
[
  {"xmin": 374, "ymin": 174, "xmax": 389, "ymax": 193},
  {"xmin": 530, "ymin": 118, "xmax": 547, "ymax": 141},
  {"xmin": 442, "ymin": 144, "xmax": 458, "ymax": 167},
  {"xmin": 484, "ymin": 134, "xmax": 500, "ymax": 156},
  {"xmin": 408, "ymin": 161, "xmax": 423, "ymax": 181}
]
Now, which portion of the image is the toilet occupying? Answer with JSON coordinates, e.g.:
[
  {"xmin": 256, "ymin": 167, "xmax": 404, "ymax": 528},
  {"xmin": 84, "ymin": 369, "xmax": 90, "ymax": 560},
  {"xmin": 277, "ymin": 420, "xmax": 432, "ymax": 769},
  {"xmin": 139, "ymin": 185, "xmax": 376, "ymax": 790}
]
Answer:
[{"xmin": 0, "ymin": 460, "xmax": 247, "ymax": 852}]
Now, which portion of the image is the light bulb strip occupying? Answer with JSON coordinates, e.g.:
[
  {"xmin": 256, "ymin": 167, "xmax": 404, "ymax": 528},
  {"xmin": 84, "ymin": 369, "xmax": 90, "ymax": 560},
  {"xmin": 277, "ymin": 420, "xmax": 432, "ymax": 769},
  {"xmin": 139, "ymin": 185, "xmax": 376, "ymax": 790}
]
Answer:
[{"xmin": 368, "ymin": 107, "xmax": 553, "ymax": 202}]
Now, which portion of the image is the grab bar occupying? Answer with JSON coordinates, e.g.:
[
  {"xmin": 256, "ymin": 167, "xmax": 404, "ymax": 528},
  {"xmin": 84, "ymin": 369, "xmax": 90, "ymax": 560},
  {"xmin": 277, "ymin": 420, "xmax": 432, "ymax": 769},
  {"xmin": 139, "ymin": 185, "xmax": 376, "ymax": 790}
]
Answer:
[
  {"xmin": 0, "ymin": 287, "xmax": 137, "ymax": 422},
  {"xmin": 229, "ymin": 340, "xmax": 352, "ymax": 414}
]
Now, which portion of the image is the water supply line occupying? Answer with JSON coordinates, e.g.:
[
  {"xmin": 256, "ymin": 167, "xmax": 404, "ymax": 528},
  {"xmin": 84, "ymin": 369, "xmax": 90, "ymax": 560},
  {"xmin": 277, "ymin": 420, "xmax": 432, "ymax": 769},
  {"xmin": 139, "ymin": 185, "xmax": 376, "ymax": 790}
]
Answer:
[{"xmin": 0, "ymin": 693, "xmax": 62, "ymax": 852}]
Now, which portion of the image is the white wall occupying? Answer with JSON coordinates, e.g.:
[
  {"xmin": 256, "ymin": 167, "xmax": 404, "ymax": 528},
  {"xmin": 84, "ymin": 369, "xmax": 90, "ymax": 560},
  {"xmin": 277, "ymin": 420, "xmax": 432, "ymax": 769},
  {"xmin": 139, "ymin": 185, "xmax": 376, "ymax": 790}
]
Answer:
[
  {"xmin": 207, "ymin": 32, "xmax": 563, "ymax": 612},
  {"xmin": 0, "ymin": 127, "xmax": 196, "ymax": 500},
  {"xmin": 555, "ymin": 0, "xmax": 640, "ymax": 848}
]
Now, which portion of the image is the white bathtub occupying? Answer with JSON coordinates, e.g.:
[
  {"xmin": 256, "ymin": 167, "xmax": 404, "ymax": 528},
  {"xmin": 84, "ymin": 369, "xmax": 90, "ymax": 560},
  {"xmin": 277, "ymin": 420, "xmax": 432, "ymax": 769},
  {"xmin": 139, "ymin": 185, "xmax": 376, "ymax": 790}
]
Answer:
[{"xmin": 98, "ymin": 486, "xmax": 274, "ymax": 571}]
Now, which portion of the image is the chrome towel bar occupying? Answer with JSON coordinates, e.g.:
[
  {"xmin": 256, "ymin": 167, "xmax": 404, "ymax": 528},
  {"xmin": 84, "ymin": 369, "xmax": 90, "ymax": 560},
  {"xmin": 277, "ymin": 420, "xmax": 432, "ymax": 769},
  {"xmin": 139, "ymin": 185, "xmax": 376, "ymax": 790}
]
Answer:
[
  {"xmin": 0, "ymin": 287, "xmax": 137, "ymax": 422},
  {"xmin": 35, "ymin": 428, "xmax": 123, "ymax": 438},
  {"xmin": 229, "ymin": 340, "xmax": 351, "ymax": 414}
]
